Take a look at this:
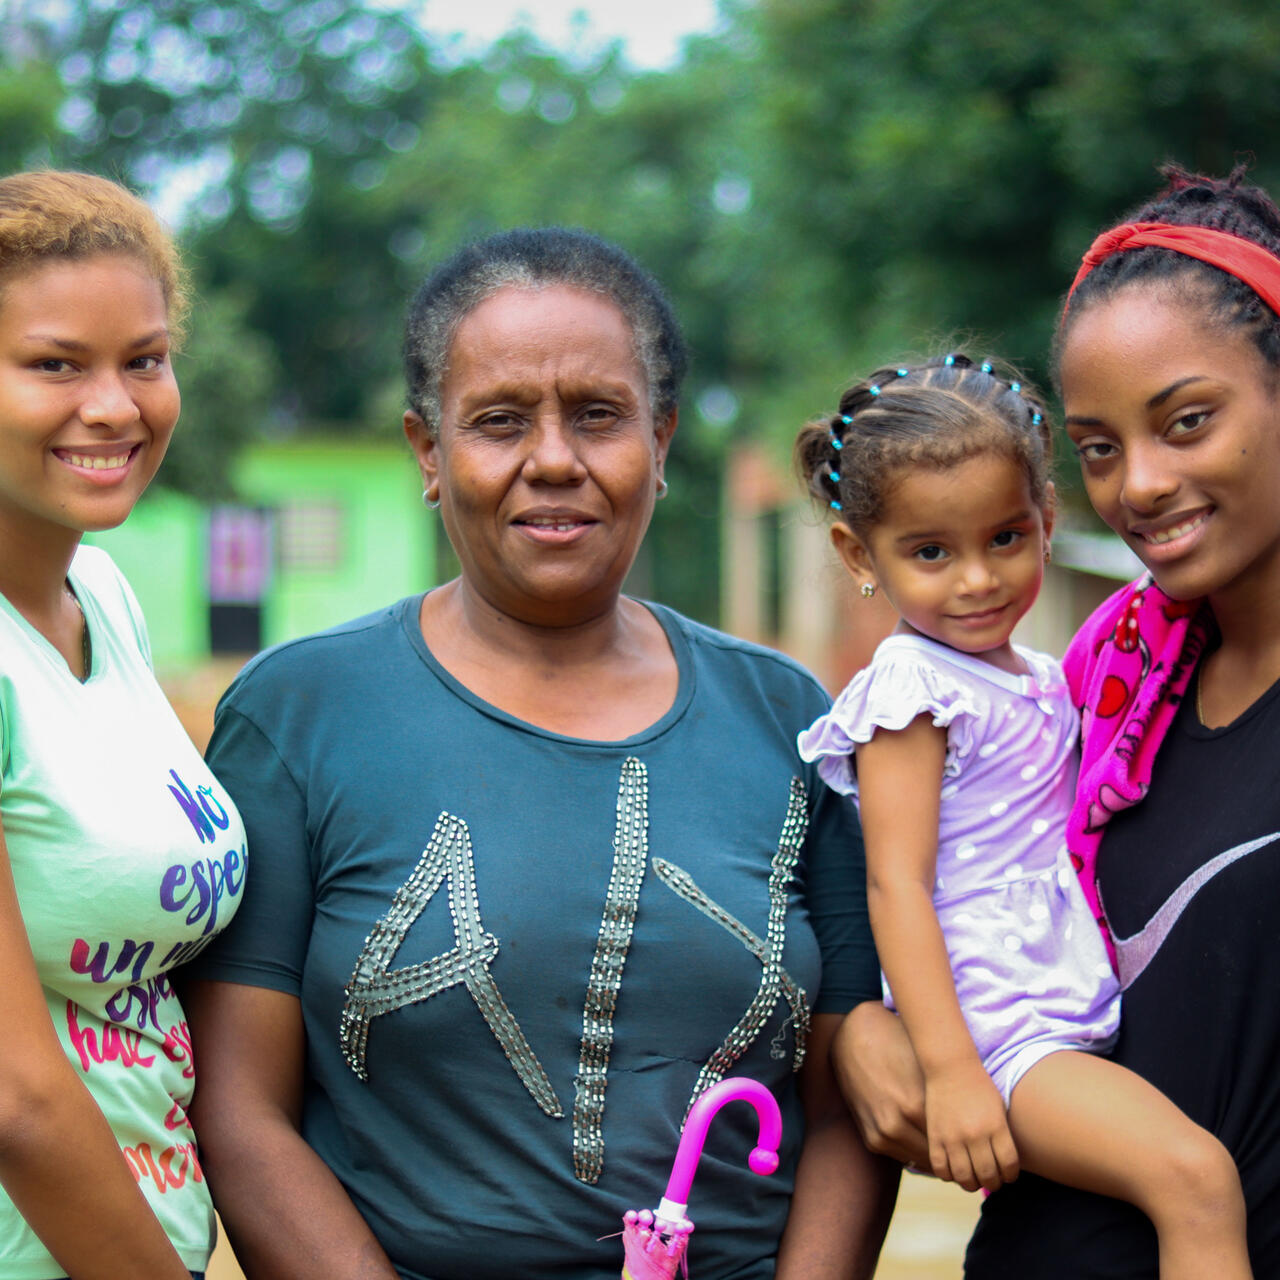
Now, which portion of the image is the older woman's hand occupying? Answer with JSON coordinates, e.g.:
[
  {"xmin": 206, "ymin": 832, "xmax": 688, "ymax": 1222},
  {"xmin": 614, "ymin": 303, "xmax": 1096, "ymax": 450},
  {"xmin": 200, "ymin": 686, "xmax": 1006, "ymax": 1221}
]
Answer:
[{"xmin": 832, "ymin": 1001, "xmax": 930, "ymax": 1168}]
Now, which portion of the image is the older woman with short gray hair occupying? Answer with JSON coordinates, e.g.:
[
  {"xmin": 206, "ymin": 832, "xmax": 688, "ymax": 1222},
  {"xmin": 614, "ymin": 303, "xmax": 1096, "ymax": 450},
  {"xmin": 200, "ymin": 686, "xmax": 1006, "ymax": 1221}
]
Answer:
[{"xmin": 186, "ymin": 226, "xmax": 893, "ymax": 1280}]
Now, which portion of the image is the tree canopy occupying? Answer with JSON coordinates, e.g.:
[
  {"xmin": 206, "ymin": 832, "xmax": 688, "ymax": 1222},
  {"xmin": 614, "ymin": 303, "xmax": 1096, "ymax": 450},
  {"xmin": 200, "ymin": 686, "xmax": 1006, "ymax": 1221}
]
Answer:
[{"xmin": 4, "ymin": 0, "xmax": 1279, "ymax": 617}]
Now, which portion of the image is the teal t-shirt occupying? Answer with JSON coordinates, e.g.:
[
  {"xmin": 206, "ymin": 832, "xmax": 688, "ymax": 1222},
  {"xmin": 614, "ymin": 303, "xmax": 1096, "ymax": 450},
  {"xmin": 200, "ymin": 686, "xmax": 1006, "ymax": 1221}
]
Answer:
[
  {"xmin": 0, "ymin": 545, "xmax": 246, "ymax": 1277},
  {"xmin": 196, "ymin": 595, "xmax": 877, "ymax": 1280}
]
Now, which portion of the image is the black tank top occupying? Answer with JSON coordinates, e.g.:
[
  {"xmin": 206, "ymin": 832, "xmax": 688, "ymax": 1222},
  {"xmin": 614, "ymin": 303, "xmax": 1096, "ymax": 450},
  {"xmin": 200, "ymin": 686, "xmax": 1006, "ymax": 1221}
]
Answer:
[{"xmin": 966, "ymin": 673, "xmax": 1280, "ymax": 1277}]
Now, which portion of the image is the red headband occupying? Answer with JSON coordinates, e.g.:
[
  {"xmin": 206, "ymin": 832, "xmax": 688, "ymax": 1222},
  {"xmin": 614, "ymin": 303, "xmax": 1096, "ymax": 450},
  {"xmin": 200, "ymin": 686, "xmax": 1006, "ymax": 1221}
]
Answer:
[{"xmin": 1066, "ymin": 220, "xmax": 1280, "ymax": 319}]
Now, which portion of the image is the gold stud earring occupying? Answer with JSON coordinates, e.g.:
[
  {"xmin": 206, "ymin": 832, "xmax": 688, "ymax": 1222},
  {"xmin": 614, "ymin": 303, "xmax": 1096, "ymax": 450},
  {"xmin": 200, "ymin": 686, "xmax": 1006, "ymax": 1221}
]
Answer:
[{"xmin": 860, "ymin": 582, "xmax": 876, "ymax": 599}]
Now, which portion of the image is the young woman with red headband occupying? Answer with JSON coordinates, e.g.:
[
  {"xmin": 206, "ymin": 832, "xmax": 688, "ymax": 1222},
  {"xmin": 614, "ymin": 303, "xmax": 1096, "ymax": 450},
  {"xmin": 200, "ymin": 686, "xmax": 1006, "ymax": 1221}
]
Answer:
[{"xmin": 840, "ymin": 165, "xmax": 1280, "ymax": 1276}]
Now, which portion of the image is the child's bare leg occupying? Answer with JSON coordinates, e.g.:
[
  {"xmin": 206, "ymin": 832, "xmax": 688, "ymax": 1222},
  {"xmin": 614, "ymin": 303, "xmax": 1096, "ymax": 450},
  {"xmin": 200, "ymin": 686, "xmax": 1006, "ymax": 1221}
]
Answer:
[{"xmin": 1008, "ymin": 1051, "xmax": 1251, "ymax": 1280}]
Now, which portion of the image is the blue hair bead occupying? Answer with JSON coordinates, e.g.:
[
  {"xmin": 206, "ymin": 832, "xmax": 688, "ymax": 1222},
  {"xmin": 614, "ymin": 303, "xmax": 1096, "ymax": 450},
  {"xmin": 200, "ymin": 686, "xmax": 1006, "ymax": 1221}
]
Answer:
[
  {"xmin": 829, "ymin": 433, "xmax": 843, "ymax": 449},
  {"xmin": 828, "ymin": 470, "xmax": 841, "ymax": 484},
  {"xmin": 830, "ymin": 499, "xmax": 842, "ymax": 511},
  {"xmin": 840, "ymin": 414, "xmax": 852, "ymax": 425},
  {"xmin": 1010, "ymin": 381, "xmax": 1021, "ymax": 393},
  {"xmin": 980, "ymin": 360, "xmax": 992, "ymax": 374},
  {"xmin": 1032, "ymin": 412, "xmax": 1043, "ymax": 425},
  {"xmin": 868, "ymin": 385, "xmax": 881, "ymax": 397},
  {"xmin": 896, "ymin": 368, "xmax": 908, "ymax": 377},
  {"xmin": 944, "ymin": 354, "xmax": 955, "ymax": 366}
]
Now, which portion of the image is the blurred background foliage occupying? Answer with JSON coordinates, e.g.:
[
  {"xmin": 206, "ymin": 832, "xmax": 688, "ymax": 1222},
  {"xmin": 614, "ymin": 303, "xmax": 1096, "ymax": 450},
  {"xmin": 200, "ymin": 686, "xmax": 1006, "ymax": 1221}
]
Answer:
[{"xmin": 4, "ymin": 0, "xmax": 1279, "ymax": 619}]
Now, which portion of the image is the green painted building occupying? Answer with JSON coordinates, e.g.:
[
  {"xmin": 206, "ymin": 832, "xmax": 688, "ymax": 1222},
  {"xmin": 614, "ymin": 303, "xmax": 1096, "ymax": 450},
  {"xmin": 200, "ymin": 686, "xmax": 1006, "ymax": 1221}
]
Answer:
[{"xmin": 90, "ymin": 438, "xmax": 435, "ymax": 670}]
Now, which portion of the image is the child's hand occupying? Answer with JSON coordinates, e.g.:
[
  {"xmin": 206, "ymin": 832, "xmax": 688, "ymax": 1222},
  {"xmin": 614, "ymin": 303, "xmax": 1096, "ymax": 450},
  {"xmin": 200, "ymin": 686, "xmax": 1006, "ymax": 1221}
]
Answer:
[{"xmin": 923, "ymin": 1061, "xmax": 1020, "ymax": 1192}]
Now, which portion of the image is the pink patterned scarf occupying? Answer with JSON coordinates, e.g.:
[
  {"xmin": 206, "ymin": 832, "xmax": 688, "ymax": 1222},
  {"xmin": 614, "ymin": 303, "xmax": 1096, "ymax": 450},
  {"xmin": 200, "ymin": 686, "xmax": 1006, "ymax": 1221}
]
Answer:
[{"xmin": 1062, "ymin": 575, "xmax": 1210, "ymax": 967}]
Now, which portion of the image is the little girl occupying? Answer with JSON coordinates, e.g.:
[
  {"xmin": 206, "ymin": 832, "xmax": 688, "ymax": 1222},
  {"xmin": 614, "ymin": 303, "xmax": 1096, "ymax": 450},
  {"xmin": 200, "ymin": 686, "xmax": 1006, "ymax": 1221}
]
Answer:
[{"xmin": 795, "ymin": 355, "xmax": 1251, "ymax": 1279}]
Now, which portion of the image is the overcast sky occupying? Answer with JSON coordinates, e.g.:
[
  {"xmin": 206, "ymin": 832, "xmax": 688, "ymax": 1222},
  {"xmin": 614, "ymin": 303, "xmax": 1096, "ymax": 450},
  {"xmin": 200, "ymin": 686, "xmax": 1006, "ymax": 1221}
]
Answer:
[{"xmin": 414, "ymin": 0, "xmax": 723, "ymax": 68}]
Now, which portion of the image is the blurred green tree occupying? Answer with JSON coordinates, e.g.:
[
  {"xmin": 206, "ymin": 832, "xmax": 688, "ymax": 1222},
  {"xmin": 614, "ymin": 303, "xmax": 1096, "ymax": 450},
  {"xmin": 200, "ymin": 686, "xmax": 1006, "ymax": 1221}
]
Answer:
[
  {"xmin": 7, "ymin": 0, "xmax": 1280, "ymax": 606},
  {"xmin": 163, "ymin": 286, "xmax": 280, "ymax": 498},
  {"xmin": 27, "ymin": 0, "xmax": 434, "ymax": 429},
  {"xmin": 0, "ymin": 55, "xmax": 62, "ymax": 174},
  {"xmin": 727, "ymin": 0, "xmax": 1280, "ymax": 468}
]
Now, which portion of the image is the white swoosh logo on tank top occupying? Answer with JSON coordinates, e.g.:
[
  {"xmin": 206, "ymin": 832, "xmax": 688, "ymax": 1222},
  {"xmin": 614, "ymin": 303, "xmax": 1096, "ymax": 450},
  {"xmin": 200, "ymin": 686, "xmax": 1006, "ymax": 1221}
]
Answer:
[{"xmin": 1109, "ymin": 831, "xmax": 1280, "ymax": 990}]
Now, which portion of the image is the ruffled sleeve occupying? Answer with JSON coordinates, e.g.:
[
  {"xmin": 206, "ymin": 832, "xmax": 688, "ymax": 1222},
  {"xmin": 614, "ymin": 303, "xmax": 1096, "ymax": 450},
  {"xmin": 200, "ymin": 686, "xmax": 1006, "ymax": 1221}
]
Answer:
[{"xmin": 797, "ymin": 648, "xmax": 982, "ymax": 797}]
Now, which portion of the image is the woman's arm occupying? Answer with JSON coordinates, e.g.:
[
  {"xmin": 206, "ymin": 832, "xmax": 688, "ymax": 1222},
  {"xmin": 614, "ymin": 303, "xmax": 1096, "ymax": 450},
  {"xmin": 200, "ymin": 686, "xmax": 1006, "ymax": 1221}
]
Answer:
[
  {"xmin": 832, "ymin": 1001, "xmax": 928, "ymax": 1167},
  {"xmin": 776, "ymin": 1013, "xmax": 899, "ymax": 1279},
  {"xmin": 0, "ymin": 819, "xmax": 190, "ymax": 1280},
  {"xmin": 184, "ymin": 980, "xmax": 400, "ymax": 1280},
  {"xmin": 856, "ymin": 716, "xmax": 1017, "ymax": 1193}
]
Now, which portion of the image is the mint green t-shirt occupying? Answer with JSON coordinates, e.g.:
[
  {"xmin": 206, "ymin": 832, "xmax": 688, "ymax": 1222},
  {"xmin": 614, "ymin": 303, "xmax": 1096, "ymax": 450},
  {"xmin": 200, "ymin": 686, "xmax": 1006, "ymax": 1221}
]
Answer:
[{"xmin": 0, "ymin": 545, "xmax": 246, "ymax": 1277}]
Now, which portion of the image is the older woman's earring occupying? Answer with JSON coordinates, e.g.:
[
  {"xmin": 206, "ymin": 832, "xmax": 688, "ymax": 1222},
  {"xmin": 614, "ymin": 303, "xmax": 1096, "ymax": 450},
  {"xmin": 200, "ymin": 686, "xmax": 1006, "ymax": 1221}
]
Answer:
[
  {"xmin": 656, "ymin": 476, "xmax": 669, "ymax": 499},
  {"xmin": 422, "ymin": 489, "xmax": 441, "ymax": 510},
  {"xmin": 860, "ymin": 582, "xmax": 876, "ymax": 599},
  {"xmin": 1044, "ymin": 543, "xmax": 1052, "ymax": 565}
]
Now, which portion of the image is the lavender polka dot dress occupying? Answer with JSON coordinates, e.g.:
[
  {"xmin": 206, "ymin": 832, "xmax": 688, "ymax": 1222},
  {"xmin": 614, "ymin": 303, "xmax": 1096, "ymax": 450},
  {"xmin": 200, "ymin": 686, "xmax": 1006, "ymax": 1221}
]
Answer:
[{"xmin": 798, "ymin": 633, "xmax": 1120, "ymax": 1102}]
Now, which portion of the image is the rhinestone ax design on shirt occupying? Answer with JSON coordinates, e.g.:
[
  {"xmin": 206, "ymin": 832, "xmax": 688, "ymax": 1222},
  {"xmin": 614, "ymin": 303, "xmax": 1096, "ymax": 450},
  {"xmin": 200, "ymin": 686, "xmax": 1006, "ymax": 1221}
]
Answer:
[
  {"xmin": 339, "ymin": 810, "xmax": 563, "ymax": 1117},
  {"xmin": 339, "ymin": 764, "xmax": 812, "ymax": 1182},
  {"xmin": 654, "ymin": 775, "xmax": 811, "ymax": 1116}
]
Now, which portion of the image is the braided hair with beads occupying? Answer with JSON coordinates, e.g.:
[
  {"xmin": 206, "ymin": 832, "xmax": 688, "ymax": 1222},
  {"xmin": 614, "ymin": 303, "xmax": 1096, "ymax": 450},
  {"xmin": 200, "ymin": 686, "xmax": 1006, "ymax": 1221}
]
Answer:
[{"xmin": 795, "ymin": 354, "xmax": 1053, "ymax": 535}]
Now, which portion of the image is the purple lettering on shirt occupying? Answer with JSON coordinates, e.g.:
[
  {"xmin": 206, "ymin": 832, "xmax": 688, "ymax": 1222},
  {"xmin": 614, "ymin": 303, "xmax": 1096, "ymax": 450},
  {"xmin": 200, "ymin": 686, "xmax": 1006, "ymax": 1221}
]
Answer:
[
  {"xmin": 167, "ymin": 770, "xmax": 231, "ymax": 842},
  {"xmin": 105, "ymin": 972, "xmax": 173, "ymax": 1032},
  {"xmin": 70, "ymin": 937, "xmax": 155, "ymax": 986},
  {"xmin": 167, "ymin": 770, "xmax": 215, "ymax": 843},
  {"xmin": 159, "ymin": 843, "xmax": 247, "ymax": 936}
]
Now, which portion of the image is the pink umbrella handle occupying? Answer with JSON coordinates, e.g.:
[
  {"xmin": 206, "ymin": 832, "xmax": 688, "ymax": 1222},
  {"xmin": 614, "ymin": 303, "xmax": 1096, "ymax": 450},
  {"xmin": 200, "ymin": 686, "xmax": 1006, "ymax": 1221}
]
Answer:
[{"xmin": 654, "ymin": 1077, "xmax": 782, "ymax": 1225}]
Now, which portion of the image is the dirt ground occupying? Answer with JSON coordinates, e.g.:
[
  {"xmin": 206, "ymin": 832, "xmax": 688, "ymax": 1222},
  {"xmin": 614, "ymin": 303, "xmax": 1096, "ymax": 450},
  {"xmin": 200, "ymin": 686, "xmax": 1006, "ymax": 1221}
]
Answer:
[
  {"xmin": 169, "ymin": 663, "xmax": 980, "ymax": 1279},
  {"xmin": 876, "ymin": 1175, "xmax": 981, "ymax": 1278}
]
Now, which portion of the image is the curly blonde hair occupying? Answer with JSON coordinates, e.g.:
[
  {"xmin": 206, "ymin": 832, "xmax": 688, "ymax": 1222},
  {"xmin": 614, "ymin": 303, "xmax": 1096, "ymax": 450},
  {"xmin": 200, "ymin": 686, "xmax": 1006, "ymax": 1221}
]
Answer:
[{"xmin": 0, "ymin": 170, "xmax": 188, "ymax": 344}]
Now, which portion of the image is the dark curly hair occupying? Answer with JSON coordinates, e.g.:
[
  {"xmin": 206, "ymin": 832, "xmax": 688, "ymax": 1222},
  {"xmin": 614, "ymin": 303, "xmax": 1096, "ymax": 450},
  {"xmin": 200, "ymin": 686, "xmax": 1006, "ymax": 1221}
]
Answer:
[{"xmin": 1056, "ymin": 163, "xmax": 1280, "ymax": 375}]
